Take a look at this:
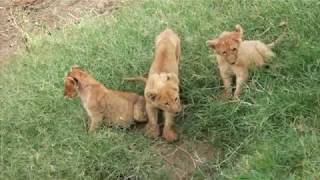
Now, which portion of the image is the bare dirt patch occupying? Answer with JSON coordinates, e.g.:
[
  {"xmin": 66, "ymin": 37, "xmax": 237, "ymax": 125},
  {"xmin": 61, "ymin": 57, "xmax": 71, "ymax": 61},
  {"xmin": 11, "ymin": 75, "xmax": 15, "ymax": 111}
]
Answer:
[
  {"xmin": 152, "ymin": 139, "xmax": 216, "ymax": 179},
  {"xmin": 0, "ymin": 0, "xmax": 125, "ymax": 64}
]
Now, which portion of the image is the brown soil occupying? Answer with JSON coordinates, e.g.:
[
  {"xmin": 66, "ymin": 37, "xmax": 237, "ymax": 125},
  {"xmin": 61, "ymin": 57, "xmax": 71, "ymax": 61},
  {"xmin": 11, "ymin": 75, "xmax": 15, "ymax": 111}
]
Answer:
[
  {"xmin": 0, "ymin": 0, "xmax": 124, "ymax": 64},
  {"xmin": 152, "ymin": 139, "xmax": 216, "ymax": 179}
]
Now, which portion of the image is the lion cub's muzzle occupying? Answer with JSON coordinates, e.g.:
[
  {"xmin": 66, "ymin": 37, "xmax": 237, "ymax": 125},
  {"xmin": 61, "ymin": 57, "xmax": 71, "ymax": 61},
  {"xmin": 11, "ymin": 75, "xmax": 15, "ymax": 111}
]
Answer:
[{"xmin": 170, "ymin": 104, "xmax": 182, "ymax": 115}]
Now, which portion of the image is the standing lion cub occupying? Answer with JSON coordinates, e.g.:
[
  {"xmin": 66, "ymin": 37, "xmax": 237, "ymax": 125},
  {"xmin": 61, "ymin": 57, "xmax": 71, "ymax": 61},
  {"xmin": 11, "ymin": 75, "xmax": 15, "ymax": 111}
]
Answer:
[
  {"xmin": 144, "ymin": 28, "xmax": 182, "ymax": 142},
  {"xmin": 64, "ymin": 65, "xmax": 147, "ymax": 132},
  {"xmin": 207, "ymin": 25, "xmax": 275, "ymax": 98}
]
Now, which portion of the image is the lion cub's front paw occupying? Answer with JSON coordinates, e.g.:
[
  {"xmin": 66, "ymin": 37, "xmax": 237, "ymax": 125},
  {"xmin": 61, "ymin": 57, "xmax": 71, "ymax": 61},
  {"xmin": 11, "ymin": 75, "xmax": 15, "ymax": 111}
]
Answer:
[
  {"xmin": 162, "ymin": 127, "xmax": 178, "ymax": 142},
  {"xmin": 219, "ymin": 90, "xmax": 232, "ymax": 100},
  {"xmin": 145, "ymin": 123, "xmax": 160, "ymax": 138}
]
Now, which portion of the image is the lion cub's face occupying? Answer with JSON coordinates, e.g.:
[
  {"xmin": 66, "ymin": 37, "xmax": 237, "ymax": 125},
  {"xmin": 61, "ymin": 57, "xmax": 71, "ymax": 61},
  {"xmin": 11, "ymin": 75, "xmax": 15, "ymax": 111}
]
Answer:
[
  {"xmin": 64, "ymin": 76, "xmax": 77, "ymax": 98},
  {"xmin": 63, "ymin": 65, "xmax": 87, "ymax": 98},
  {"xmin": 207, "ymin": 25, "xmax": 243, "ymax": 65},
  {"xmin": 146, "ymin": 74, "xmax": 181, "ymax": 114}
]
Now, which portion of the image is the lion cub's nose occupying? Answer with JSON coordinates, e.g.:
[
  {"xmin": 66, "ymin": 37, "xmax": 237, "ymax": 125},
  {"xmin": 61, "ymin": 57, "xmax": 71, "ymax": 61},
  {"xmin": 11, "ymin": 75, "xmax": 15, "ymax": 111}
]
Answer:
[{"xmin": 174, "ymin": 105, "xmax": 182, "ymax": 114}]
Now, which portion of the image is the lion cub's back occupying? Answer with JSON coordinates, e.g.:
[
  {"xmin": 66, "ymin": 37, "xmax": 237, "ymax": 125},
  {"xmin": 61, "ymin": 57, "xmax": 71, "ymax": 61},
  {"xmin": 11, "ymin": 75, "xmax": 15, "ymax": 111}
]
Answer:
[
  {"xmin": 106, "ymin": 90, "xmax": 147, "ymax": 124},
  {"xmin": 100, "ymin": 90, "xmax": 136, "ymax": 127},
  {"xmin": 239, "ymin": 40, "xmax": 274, "ymax": 67},
  {"xmin": 155, "ymin": 28, "xmax": 180, "ymax": 48}
]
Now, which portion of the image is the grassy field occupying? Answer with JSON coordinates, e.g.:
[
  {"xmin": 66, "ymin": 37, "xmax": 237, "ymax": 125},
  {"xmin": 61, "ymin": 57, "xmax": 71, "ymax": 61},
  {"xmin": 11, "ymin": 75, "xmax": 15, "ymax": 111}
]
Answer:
[{"xmin": 1, "ymin": 0, "xmax": 320, "ymax": 179}]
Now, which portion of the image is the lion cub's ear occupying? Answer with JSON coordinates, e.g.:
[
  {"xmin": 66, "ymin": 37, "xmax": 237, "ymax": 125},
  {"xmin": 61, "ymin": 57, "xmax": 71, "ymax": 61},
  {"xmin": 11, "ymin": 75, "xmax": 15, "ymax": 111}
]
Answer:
[
  {"xmin": 235, "ymin": 24, "xmax": 243, "ymax": 36},
  {"xmin": 145, "ymin": 90, "xmax": 158, "ymax": 102},
  {"xmin": 207, "ymin": 39, "xmax": 219, "ymax": 49},
  {"xmin": 234, "ymin": 24, "xmax": 243, "ymax": 42},
  {"xmin": 71, "ymin": 64, "xmax": 80, "ymax": 69},
  {"xmin": 165, "ymin": 73, "xmax": 179, "ymax": 84},
  {"xmin": 165, "ymin": 73, "xmax": 172, "ymax": 80},
  {"xmin": 67, "ymin": 76, "xmax": 79, "ymax": 85}
]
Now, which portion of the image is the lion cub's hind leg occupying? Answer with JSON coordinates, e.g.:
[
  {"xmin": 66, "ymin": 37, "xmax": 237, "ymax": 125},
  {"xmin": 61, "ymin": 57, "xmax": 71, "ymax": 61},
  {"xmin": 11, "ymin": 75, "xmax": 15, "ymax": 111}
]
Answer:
[{"xmin": 133, "ymin": 96, "xmax": 147, "ymax": 123}]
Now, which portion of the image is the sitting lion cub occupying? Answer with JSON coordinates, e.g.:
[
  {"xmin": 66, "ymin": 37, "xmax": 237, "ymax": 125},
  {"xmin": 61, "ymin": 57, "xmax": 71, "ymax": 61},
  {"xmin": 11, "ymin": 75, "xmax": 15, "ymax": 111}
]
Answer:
[
  {"xmin": 207, "ymin": 24, "xmax": 275, "ymax": 98},
  {"xmin": 144, "ymin": 28, "xmax": 182, "ymax": 142},
  {"xmin": 64, "ymin": 65, "xmax": 147, "ymax": 132}
]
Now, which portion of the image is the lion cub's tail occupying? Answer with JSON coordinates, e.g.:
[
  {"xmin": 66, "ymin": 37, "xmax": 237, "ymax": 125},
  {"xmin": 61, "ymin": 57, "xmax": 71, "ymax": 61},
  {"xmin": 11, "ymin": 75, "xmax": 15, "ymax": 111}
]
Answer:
[
  {"xmin": 268, "ymin": 21, "xmax": 287, "ymax": 48},
  {"xmin": 256, "ymin": 42, "xmax": 275, "ymax": 60},
  {"xmin": 267, "ymin": 34, "xmax": 285, "ymax": 48},
  {"xmin": 123, "ymin": 74, "xmax": 148, "ymax": 83},
  {"xmin": 123, "ymin": 76, "xmax": 147, "ymax": 83},
  {"xmin": 258, "ymin": 33, "xmax": 285, "ymax": 61}
]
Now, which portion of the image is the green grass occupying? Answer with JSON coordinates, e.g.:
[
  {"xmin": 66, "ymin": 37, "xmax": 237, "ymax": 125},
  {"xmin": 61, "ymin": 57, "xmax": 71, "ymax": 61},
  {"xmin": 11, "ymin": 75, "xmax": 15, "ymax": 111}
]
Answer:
[{"xmin": 1, "ymin": 0, "xmax": 320, "ymax": 179}]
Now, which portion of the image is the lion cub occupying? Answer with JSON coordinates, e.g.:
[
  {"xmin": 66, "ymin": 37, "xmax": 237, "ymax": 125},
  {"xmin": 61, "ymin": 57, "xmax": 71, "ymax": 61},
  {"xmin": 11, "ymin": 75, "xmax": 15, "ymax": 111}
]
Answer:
[
  {"xmin": 64, "ymin": 65, "xmax": 147, "ymax": 132},
  {"xmin": 207, "ymin": 25, "xmax": 275, "ymax": 98},
  {"xmin": 144, "ymin": 28, "xmax": 182, "ymax": 142}
]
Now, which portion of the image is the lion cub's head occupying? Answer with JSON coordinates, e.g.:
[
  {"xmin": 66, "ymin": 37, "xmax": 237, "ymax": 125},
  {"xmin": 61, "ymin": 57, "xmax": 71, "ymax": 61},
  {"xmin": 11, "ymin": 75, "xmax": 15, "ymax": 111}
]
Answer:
[
  {"xmin": 145, "ymin": 73, "xmax": 181, "ymax": 114},
  {"xmin": 207, "ymin": 24, "xmax": 243, "ymax": 65},
  {"xmin": 64, "ymin": 65, "xmax": 90, "ymax": 98}
]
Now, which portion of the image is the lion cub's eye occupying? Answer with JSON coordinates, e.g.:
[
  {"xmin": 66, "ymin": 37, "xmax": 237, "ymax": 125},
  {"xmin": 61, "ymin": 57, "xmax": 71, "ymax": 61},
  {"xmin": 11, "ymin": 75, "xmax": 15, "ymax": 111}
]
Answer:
[
  {"xmin": 232, "ymin": 48, "xmax": 237, "ymax": 51},
  {"xmin": 222, "ymin": 51, "xmax": 227, "ymax": 55},
  {"xmin": 165, "ymin": 102, "xmax": 169, "ymax": 106}
]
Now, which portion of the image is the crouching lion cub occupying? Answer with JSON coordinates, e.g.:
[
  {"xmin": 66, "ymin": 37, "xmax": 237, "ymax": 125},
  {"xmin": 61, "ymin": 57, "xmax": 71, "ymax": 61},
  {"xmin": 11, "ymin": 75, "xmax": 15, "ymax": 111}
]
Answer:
[
  {"xmin": 144, "ymin": 28, "xmax": 182, "ymax": 142},
  {"xmin": 64, "ymin": 65, "xmax": 147, "ymax": 132}
]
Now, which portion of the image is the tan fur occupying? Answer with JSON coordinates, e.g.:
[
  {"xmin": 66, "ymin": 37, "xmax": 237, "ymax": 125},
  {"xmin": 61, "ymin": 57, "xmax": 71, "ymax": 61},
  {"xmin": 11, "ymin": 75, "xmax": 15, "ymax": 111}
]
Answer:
[
  {"xmin": 64, "ymin": 65, "xmax": 147, "ymax": 132},
  {"xmin": 144, "ymin": 28, "xmax": 182, "ymax": 142},
  {"xmin": 207, "ymin": 24, "xmax": 275, "ymax": 98}
]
